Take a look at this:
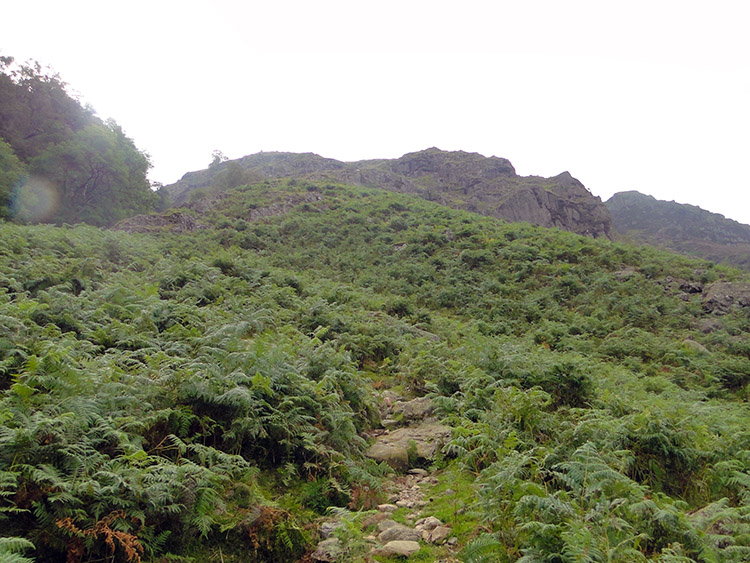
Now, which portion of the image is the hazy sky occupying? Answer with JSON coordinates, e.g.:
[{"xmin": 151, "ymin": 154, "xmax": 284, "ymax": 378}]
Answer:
[{"xmin": 4, "ymin": 1, "xmax": 750, "ymax": 223}]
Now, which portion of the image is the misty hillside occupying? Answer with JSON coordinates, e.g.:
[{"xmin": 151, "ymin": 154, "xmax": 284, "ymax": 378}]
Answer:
[{"xmin": 607, "ymin": 190, "xmax": 750, "ymax": 271}]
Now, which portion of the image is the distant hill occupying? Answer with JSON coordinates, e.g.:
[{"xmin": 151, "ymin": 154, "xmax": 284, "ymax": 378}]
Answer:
[
  {"xmin": 606, "ymin": 190, "xmax": 750, "ymax": 270},
  {"xmin": 165, "ymin": 148, "xmax": 613, "ymax": 238}
]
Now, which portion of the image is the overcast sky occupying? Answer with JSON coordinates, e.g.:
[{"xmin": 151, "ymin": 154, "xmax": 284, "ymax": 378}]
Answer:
[{"xmin": 4, "ymin": 1, "xmax": 750, "ymax": 223}]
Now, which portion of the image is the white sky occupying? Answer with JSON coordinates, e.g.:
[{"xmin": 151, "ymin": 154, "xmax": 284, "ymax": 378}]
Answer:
[{"xmin": 4, "ymin": 0, "xmax": 750, "ymax": 223}]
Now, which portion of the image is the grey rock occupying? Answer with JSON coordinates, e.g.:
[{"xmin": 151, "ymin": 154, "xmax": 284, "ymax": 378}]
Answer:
[
  {"xmin": 392, "ymin": 397, "xmax": 434, "ymax": 421},
  {"xmin": 319, "ymin": 521, "xmax": 341, "ymax": 539},
  {"xmin": 703, "ymin": 282, "xmax": 750, "ymax": 314},
  {"xmin": 375, "ymin": 540, "xmax": 421, "ymax": 557},
  {"xmin": 425, "ymin": 525, "xmax": 452, "ymax": 544},
  {"xmin": 378, "ymin": 522, "xmax": 422, "ymax": 543},
  {"xmin": 113, "ymin": 210, "xmax": 208, "ymax": 234},
  {"xmin": 680, "ymin": 281, "xmax": 704, "ymax": 294},
  {"xmin": 311, "ymin": 538, "xmax": 342, "ymax": 562},
  {"xmin": 366, "ymin": 442, "xmax": 410, "ymax": 471},
  {"xmin": 696, "ymin": 318, "xmax": 722, "ymax": 333},
  {"xmin": 415, "ymin": 516, "xmax": 442, "ymax": 532},
  {"xmin": 365, "ymin": 421, "xmax": 452, "ymax": 470},
  {"xmin": 378, "ymin": 504, "xmax": 398, "ymax": 513},
  {"xmin": 377, "ymin": 519, "xmax": 400, "ymax": 533}
]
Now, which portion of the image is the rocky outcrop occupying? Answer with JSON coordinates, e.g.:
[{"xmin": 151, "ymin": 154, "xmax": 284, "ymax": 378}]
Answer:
[
  {"xmin": 494, "ymin": 174, "xmax": 611, "ymax": 238},
  {"xmin": 703, "ymin": 282, "xmax": 750, "ymax": 314},
  {"xmin": 165, "ymin": 148, "xmax": 613, "ymax": 238}
]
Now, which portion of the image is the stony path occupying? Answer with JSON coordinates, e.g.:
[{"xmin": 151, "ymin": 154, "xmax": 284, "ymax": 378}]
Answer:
[{"xmin": 309, "ymin": 393, "xmax": 461, "ymax": 562}]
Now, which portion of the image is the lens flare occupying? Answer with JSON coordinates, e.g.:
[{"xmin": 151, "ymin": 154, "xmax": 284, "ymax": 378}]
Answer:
[{"xmin": 13, "ymin": 176, "xmax": 59, "ymax": 222}]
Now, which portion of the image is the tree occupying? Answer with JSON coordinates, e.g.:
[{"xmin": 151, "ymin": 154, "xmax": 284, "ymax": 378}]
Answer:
[
  {"xmin": 28, "ymin": 121, "xmax": 157, "ymax": 225},
  {"xmin": 0, "ymin": 57, "xmax": 95, "ymax": 162},
  {"xmin": 0, "ymin": 138, "xmax": 26, "ymax": 219},
  {"xmin": 209, "ymin": 149, "xmax": 228, "ymax": 169},
  {"xmin": 0, "ymin": 56, "xmax": 157, "ymax": 225}
]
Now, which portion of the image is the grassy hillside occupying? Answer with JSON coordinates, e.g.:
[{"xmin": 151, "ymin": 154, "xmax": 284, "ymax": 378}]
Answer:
[
  {"xmin": 2, "ymin": 180, "xmax": 750, "ymax": 562},
  {"xmin": 165, "ymin": 148, "xmax": 613, "ymax": 238}
]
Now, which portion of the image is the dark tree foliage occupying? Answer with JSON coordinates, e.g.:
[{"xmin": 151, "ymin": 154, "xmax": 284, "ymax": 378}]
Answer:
[
  {"xmin": 0, "ymin": 56, "xmax": 157, "ymax": 225},
  {"xmin": 0, "ymin": 139, "xmax": 24, "ymax": 219}
]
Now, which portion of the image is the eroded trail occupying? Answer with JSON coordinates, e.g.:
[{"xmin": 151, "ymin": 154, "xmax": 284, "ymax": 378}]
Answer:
[{"xmin": 310, "ymin": 393, "xmax": 462, "ymax": 562}]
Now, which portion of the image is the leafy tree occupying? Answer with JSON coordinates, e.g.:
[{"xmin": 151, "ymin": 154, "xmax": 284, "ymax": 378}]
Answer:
[
  {"xmin": 0, "ymin": 57, "xmax": 95, "ymax": 161},
  {"xmin": 0, "ymin": 138, "xmax": 25, "ymax": 219},
  {"xmin": 28, "ymin": 121, "xmax": 157, "ymax": 225},
  {"xmin": 0, "ymin": 56, "xmax": 156, "ymax": 225}
]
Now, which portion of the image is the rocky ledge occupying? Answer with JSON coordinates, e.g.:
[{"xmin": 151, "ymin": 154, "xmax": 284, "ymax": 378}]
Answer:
[{"xmin": 165, "ymin": 148, "xmax": 613, "ymax": 239}]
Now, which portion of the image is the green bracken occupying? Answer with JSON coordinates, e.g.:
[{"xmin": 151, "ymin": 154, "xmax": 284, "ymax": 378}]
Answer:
[{"xmin": 1, "ymin": 179, "xmax": 749, "ymax": 561}]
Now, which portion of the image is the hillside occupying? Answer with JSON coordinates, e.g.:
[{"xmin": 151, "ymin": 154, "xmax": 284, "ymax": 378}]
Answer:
[
  {"xmin": 2, "ymin": 179, "xmax": 750, "ymax": 562},
  {"xmin": 166, "ymin": 148, "xmax": 613, "ymax": 238},
  {"xmin": 607, "ymin": 190, "xmax": 750, "ymax": 270}
]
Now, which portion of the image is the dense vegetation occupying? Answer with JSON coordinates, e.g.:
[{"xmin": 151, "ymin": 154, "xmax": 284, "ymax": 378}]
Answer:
[
  {"xmin": 607, "ymin": 191, "xmax": 750, "ymax": 271},
  {"xmin": 0, "ymin": 57, "xmax": 159, "ymax": 226},
  {"xmin": 2, "ymin": 179, "xmax": 750, "ymax": 562}
]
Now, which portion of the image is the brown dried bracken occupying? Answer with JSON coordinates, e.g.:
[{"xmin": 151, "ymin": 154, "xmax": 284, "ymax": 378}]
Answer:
[{"xmin": 56, "ymin": 510, "xmax": 144, "ymax": 563}]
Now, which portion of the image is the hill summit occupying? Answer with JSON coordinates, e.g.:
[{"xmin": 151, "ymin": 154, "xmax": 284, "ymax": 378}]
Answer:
[{"xmin": 165, "ymin": 148, "xmax": 613, "ymax": 238}]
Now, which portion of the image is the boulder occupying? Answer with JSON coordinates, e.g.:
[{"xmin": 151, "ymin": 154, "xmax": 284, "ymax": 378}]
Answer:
[
  {"xmin": 415, "ymin": 516, "xmax": 442, "ymax": 532},
  {"xmin": 319, "ymin": 521, "xmax": 341, "ymax": 539},
  {"xmin": 366, "ymin": 442, "xmax": 410, "ymax": 471},
  {"xmin": 375, "ymin": 540, "xmax": 421, "ymax": 557},
  {"xmin": 378, "ymin": 522, "xmax": 422, "ymax": 543},
  {"xmin": 392, "ymin": 397, "xmax": 434, "ymax": 421},
  {"xmin": 696, "ymin": 318, "xmax": 722, "ymax": 333},
  {"xmin": 311, "ymin": 538, "xmax": 342, "ymax": 562},
  {"xmin": 425, "ymin": 525, "xmax": 452, "ymax": 544},
  {"xmin": 703, "ymin": 282, "xmax": 750, "ymax": 314},
  {"xmin": 680, "ymin": 281, "xmax": 703, "ymax": 294},
  {"xmin": 366, "ymin": 422, "xmax": 451, "ymax": 470},
  {"xmin": 377, "ymin": 519, "xmax": 400, "ymax": 533}
]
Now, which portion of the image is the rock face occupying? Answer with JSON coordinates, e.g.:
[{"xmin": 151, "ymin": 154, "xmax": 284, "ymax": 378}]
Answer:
[
  {"xmin": 165, "ymin": 148, "xmax": 613, "ymax": 238},
  {"xmin": 606, "ymin": 190, "xmax": 750, "ymax": 271},
  {"xmin": 366, "ymin": 421, "xmax": 451, "ymax": 471}
]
